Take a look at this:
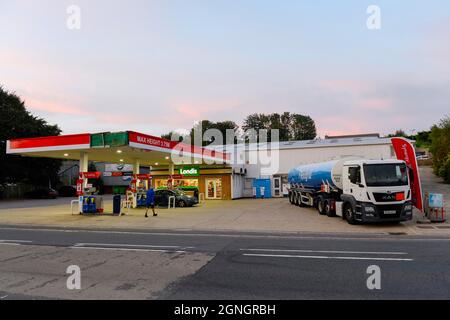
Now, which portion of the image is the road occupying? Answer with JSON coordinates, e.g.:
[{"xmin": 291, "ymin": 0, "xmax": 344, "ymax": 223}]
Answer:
[{"xmin": 1, "ymin": 225, "xmax": 450, "ymax": 299}]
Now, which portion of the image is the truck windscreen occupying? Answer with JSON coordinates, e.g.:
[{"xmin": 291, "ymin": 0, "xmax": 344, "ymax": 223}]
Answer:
[{"xmin": 363, "ymin": 163, "xmax": 409, "ymax": 187}]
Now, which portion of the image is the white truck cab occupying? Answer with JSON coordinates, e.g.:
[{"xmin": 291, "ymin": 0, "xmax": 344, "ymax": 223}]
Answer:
[{"xmin": 338, "ymin": 159, "xmax": 413, "ymax": 224}]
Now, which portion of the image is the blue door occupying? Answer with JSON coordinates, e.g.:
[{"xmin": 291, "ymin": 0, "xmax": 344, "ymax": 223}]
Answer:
[{"xmin": 253, "ymin": 179, "xmax": 272, "ymax": 198}]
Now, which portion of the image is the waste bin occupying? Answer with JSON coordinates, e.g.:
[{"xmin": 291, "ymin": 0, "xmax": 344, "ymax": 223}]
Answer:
[{"xmin": 113, "ymin": 195, "xmax": 121, "ymax": 215}]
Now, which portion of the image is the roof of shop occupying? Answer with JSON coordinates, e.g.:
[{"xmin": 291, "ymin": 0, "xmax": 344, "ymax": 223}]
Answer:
[{"xmin": 208, "ymin": 136, "xmax": 414, "ymax": 152}]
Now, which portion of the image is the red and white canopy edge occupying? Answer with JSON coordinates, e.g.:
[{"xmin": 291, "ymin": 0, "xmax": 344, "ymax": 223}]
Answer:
[{"xmin": 6, "ymin": 131, "xmax": 230, "ymax": 166}]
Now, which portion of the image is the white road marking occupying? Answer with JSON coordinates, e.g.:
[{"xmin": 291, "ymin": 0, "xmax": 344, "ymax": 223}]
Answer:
[
  {"xmin": 0, "ymin": 226, "xmax": 450, "ymax": 242},
  {"xmin": 243, "ymin": 253, "xmax": 414, "ymax": 262},
  {"xmin": 0, "ymin": 295, "xmax": 8, "ymax": 299},
  {"xmin": 73, "ymin": 242, "xmax": 194, "ymax": 249},
  {"xmin": 69, "ymin": 246, "xmax": 186, "ymax": 253},
  {"xmin": 240, "ymin": 248, "xmax": 408, "ymax": 255},
  {"xmin": 0, "ymin": 239, "xmax": 32, "ymax": 246}
]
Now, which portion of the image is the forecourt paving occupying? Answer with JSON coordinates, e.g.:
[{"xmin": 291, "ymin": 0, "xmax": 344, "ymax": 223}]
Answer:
[{"xmin": 1, "ymin": 197, "xmax": 449, "ymax": 236}]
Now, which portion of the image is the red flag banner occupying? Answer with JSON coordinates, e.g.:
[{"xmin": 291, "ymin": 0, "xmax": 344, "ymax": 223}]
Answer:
[{"xmin": 391, "ymin": 138, "xmax": 423, "ymax": 212}]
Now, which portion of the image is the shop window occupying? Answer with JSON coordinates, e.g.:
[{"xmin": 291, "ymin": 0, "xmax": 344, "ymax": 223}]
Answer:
[
  {"xmin": 174, "ymin": 179, "xmax": 198, "ymax": 187},
  {"xmin": 155, "ymin": 178, "xmax": 199, "ymax": 189}
]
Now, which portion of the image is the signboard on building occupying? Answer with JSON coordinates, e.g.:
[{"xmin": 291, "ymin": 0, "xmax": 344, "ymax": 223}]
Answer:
[
  {"xmin": 105, "ymin": 163, "xmax": 133, "ymax": 172},
  {"xmin": 80, "ymin": 171, "xmax": 101, "ymax": 179},
  {"xmin": 128, "ymin": 131, "xmax": 173, "ymax": 150},
  {"xmin": 429, "ymin": 193, "xmax": 443, "ymax": 208},
  {"xmin": 179, "ymin": 166, "xmax": 200, "ymax": 176},
  {"xmin": 134, "ymin": 174, "xmax": 152, "ymax": 180}
]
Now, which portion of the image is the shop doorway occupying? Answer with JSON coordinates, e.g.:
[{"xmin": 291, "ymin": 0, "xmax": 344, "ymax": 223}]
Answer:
[
  {"xmin": 273, "ymin": 176, "xmax": 282, "ymax": 197},
  {"xmin": 206, "ymin": 178, "xmax": 222, "ymax": 199}
]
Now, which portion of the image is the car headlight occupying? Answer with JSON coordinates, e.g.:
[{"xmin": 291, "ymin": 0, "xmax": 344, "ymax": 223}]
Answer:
[
  {"xmin": 404, "ymin": 204, "xmax": 412, "ymax": 211},
  {"xmin": 364, "ymin": 206, "xmax": 376, "ymax": 213}
]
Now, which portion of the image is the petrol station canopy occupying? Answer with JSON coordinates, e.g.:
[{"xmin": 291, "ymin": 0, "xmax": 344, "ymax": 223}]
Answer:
[{"xmin": 6, "ymin": 131, "xmax": 230, "ymax": 166}]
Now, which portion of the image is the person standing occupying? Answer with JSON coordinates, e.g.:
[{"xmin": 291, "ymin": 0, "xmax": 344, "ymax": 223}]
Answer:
[{"xmin": 145, "ymin": 187, "xmax": 157, "ymax": 217}]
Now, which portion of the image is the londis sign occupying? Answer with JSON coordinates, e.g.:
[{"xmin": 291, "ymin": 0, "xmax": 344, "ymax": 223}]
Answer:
[{"xmin": 179, "ymin": 166, "xmax": 200, "ymax": 177}]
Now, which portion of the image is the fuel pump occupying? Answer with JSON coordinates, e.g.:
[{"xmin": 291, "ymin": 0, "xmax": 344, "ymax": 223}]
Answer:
[
  {"xmin": 78, "ymin": 171, "xmax": 103, "ymax": 214},
  {"xmin": 128, "ymin": 178, "xmax": 138, "ymax": 208},
  {"xmin": 130, "ymin": 174, "xmax": 152, "ymax": 208},
  {"xmin": 76, "ymin": 178, "xmax": 84, "ymax": 196}
]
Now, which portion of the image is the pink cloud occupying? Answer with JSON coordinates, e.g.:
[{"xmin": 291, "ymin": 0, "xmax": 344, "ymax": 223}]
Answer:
[
  {"xmin": 23, "ymin": 94, "xmax": 148, "ymax": 127},
  {"xmin": 176, "ymin": 103, "xmax": 203, "ymax": 119},
  {"xmin": 159, "ymin": 99, "xmax": 240, "ymax": 129},
  {"xmin": 100, "ymin": 113, "xmax": 143, "ymax": 125},
  {"xmin": 26, "ymin": 98, "xmax": 90, "ymax": 116},
  {"xmin": 316, "ymin": 115, "xmax": 366, "ymax": 138}
]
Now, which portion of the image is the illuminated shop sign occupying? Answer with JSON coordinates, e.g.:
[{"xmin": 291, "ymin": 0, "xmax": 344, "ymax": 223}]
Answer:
[{"xmin": 179, "ymin": 166, "xmax": 200, "ymax": 176}]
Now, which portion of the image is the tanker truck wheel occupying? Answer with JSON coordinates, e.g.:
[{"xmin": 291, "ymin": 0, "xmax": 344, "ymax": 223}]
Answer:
[
  {"xmin": 324, "ymin": 199, "xmax": 336, "ymax": 217},
  {"xmin": 292, "ymin": 193, "xmax": 296, "ymax": 205},
  {"xmin": 317, "ymin": 196, "xmax": 326, "ymax": 215},
  {"xmin": 298, "ymin": 194, "xmax": 306, "ymax": 207},
  {"xmin": 294, "ymin": 193, "xmax": 300, "ymax": 206},
  {"xmin": 344, "ymin": 204, "xmax": 357, "ymax": 225}
]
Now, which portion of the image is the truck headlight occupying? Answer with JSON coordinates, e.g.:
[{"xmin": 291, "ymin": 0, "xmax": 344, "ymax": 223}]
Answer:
[{"xmin": 364, "ymin": 206, "xmax": 376, "ymax": 213}]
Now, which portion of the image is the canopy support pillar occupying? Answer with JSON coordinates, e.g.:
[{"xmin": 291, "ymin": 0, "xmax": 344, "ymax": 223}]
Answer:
[{"xmin": 79, "ymin": 152, "xmax": 89, "ymax": 188}]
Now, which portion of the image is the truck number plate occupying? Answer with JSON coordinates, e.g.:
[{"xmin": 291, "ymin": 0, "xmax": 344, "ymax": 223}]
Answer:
[{"xmin": 384, "ymin": 210, "xmax": 397, "ymax": 215}]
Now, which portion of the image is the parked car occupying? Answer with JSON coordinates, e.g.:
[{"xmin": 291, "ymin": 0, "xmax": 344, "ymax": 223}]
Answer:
[
  {"xmin": 24, "ymin": 187, "xmax": 58, "ymax": 199},
  {"xmin": 154, "ymin": 189, "xmax": 196, "ymax": 207},
  {"xmin": 416, "ymin": 155, "xmax": 430, "ymax": 160},
  {"xmin": 175, "ymin": 187, "xmax": 199, "ymax": 204},
  {"xmin": 58, "ymin": 185, "xmax": 77, "ymax": 197}
]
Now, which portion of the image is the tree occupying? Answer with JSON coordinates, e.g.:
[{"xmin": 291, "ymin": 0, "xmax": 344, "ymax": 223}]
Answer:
[
  {"xmin": 0, "ymin": 86, "xmax": 62, "ymax": 188},
  {"xmin": 429, "ymin": 116, "xmax": 450, "ymax": 183},
  {"xmin": 291, "ymin": 114, "xmax": 317, "ymax": 140},
  {"xmin": 190, "ymin": 120, "xmax": 239, "ymax": 146},
  {"xmin": 161, "ymin": 131, "xmax": 183, "ymax": 142},
  {"xmin": 242, "ymin": 112, "xmax": 317, "ymax": 142},
  {"xmin": 415, "ymin": 130, "xmax": 432, "ymax": 148},
  {"xmin": 162, "ymin": 120, "xmax": 239, "ymax": 146},
  {"xmin": 387, "ymin": 129, "xmax": 408, "ymax": 138}
]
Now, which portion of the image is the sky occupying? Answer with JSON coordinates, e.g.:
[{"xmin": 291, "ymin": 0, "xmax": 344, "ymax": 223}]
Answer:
[{"xmin": 1, "ymin": 0, "xmax": 449, "ymax": 138}]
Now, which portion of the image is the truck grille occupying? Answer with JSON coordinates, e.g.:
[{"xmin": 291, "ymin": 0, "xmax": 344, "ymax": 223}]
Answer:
[
  {"xmin": 373, "ymin": 192, "xmax": 402, "ymax": 202},
  {"xmin": 377, "ymin": 204, "xmax": 402, "ymax": 219}
]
